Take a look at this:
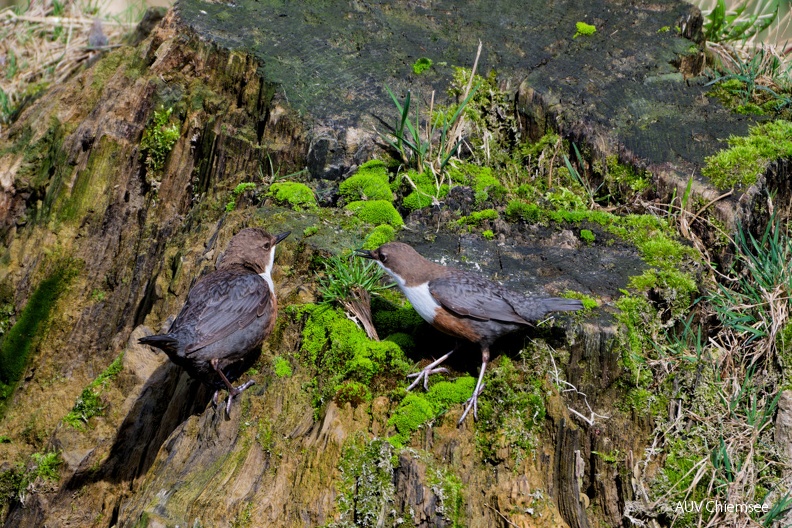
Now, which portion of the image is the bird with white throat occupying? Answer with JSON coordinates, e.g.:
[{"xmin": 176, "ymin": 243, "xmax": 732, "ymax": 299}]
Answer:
[{"xmin": 358, "ymin": 242, "xmax": 583, "ymax": 423}]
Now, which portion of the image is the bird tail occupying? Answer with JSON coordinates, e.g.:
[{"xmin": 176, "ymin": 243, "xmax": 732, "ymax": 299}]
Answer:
[
  {"xmin": 542, "ymin": 297, "xmax": 584, "ymax": 313},
  {"xmin": 138, "ymin": 334, "xmax": 179, "ymax": 354}
]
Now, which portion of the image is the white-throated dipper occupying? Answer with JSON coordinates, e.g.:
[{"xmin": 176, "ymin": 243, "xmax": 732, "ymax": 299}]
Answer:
[
  {"xmin": 358, "ymin": 242, "xmax": 583, "ymax": 423},
  {"xmin": 139, "ymin": 228, "xmax": 289, "ymax": 416}
]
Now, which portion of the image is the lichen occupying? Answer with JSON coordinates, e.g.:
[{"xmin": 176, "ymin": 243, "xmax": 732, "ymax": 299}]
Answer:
[
  {"xmin": 702, "ymin": 120, "xmax": 792, "ymax": 190},
  {"xmin": 268, "ymin": 182, "xmax": 318, "ymax": 211},
  {"xmin": 339, "ymin": 160, "xmax": 393, "ymax": 202},
  {"xmin": 345, "ymin": 200, "xmax": 403, "ymax": 227},
  {"xmin": 327, "ymin": 436, "xmax": 395, "ymax": 528}
]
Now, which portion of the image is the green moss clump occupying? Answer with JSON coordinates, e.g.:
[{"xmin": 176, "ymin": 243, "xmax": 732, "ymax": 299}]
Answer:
[
  {"xmin": 401, "ymin": 170, "xmax": 450, "ymax": 211},
  {"xmin": 339, "ymin": 160, "xmax": 393, "ymax": 202},
  {"xmin": 574, "ymin": 21, "xmax": 596, "ymax": 38},
  {"xmin": 363, "ymin": 224, "xmax": 396, "ymax": 250},
  {"xmin": 482, "ymin": 229, "xmax": 494, "ymax": 240},
  {"xmin": 505, "ymin": 200, "xmax": 542, "ymax": 223},
  {"xmin": 457, "ymin": 208, "xmax": 498, "ymax": 226},
  {"xmin": 595, "ymin": 155, "xmax": 650, "ymax": 197},
  {"xmin": 412, "ymin": 57, "xmax": 433, "ymax": 74},
  {"xmin": 346, "ymin": 200, "xmax": 403, "ymax": 227},
  {"xmin": 372, "ymin": 298, "xmax": 425, "ymax": 337},
  {"xmin": 268, "ymin": 182, "xmax": 318, "ymax": 211},
  {"xmin": 383, "ymin": 332, "xmax": 415, "ymax": 353},
  {"xmin": 580, "ymin": 229, "xmax": 595, "ymax": 243},
  {"xmin": 448, "ymin": 163, "xmax": 506, "ymax": 204},
  {"xmin": 702, "ymin": 120, "xmax": 792, "ymax": 190},
  {"xmin": 388, "ymin": 377, "xmax": 476, "ymax": 448},
  {"xmin": 476, "ymin": 356, "xmax": 546, "ymax": 464},
  {"xmin": 140, "ymin": 106, "xmax": 180, "ymax": 174},
  {"xmin": 273, "ymin": 356, "xmax": 292, "ymax": 378},
  {"xmin": 225, "ymin": 182, "xmax": 257, "ymax": 212},
  {"xmin": 63, "ymin": 352, "xmax": 124, "ymax": 429},
  {"xmin": 295, "ymin": 305, "xmax": 410, "ymax": 411},
  {"xmin": 0, "ymin": 261, "xmax": 80, "ymax": 405},
  {"xmin": 334, "ymin": 380, "xmax": 372, "ymax": 405}
]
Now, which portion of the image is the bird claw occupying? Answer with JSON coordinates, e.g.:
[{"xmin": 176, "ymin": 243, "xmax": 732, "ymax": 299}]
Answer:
[
  {"xmin": 223, "ymin": 380, "xmax": 256, "ymax": 418},
  {"xmin": 406, "ymin": 367, "xmax": 449, "ymax": 391},
  {"xmin": 458, "ymin": 382, "xmax": 486, "ymax": 425}
]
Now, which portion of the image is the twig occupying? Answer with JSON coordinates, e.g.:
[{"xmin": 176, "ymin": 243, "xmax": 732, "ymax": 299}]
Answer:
[{"xmin": 485, "ymin": 504, "xmax": 520, "ymax": 527}]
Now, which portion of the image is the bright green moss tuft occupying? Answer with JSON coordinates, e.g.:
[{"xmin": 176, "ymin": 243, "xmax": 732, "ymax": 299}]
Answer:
[
  {"xmin": 346, "ymin": 200, "xmax": 404, "ymax": 227},
  {"xmin": 702, "ymin": 120, "xmax": 792, "ymax": 190},
  {"xmin": 273, "ymin": 356, "xmax": 292, "ymax": 378},
  {"xmin": 412, "ymin": 57, "xmax": 433, "ymax": 75},
  {"xmin": 339, "ymin": 161, "xmax": 393, "ymax": 202},
  {"xmin": 401, "ymin": 170, "xmax": 449, "ymax": 211},
  {"xmin": 563, "ymin": 290, "xmax": 598, "ymax": 311},
  {"xmin": 505, "ymin": 200, "xmax": 542, "ymax": 222},
  {"xmin": 387, "ymin": 376, "xmax": 476, "ymax": 448},
  {"xmin": 140, "ymin": 106, "xmax": 180, "ymax": 173},
  {"xmin": 457, "ymin": 208, "xmax": 498, "ymax": 226},
  {"xmin": 296, "ymin": 305, "xmax": 410, "ymax": 411},
  {"xmin": 447, "ymin": 163, "xmax": 506, "ymax": 204},
  {"xmin": 363, "ymin": 224, "xmax": 396, "ymax": 250},
  {"xmin": 268, "ymin": 182, "xmax": 318, "ymax": 211},
  {"xmin": 574, "ymin": 21, "xmax": 596, "ymax": 38},
  {"xmin": 580, "ymin": 229, "xmax": 595, "ymax": 243}
]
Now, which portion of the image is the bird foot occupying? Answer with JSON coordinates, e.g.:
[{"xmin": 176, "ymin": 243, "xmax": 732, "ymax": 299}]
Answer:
[
  {"xmin": 458, "ymin": 382, "xmax": 486, "ymax": 425},
  {"xmin": 406, "ymin": 367, "xmax": 449, "ymax": 391},
  {"xmin": 212, "ymin": 390, "xmax": 221, "ymax": 408},
  {"xmin": 224, "ymin": 380, "xmax": 256, "ymax": 417}
]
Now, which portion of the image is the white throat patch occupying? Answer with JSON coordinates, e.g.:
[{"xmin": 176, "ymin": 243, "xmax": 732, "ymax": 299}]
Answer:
[
  {"xmin": 259, "ymin": 247, "xmax": 276, "ymax": 294},
  {"xmin": 377, "ymin": 262, "xmax": 439, "ymax": 323}
]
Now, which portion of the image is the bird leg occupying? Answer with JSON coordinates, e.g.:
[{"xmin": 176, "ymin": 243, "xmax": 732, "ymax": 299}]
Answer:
[
  {"xmin": 458, "ymin": 347, "xmax": 489, "ymax": 425},
  {"xmin": 211, "ymin": 359, "xmax": 256, "ymax": 417},
  {"xmin": 406, "ymin": 346, "xmax": 456, "ymax": 391}
]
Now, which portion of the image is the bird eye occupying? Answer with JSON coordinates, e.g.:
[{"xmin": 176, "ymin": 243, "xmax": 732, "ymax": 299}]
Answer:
[
  {"xmin": 263, "ymin": 242, "xmax": 271, "ymax": 250},
  {"xmin": 381, "ymin": 254, "xmax": 388, "ymax": 263}
]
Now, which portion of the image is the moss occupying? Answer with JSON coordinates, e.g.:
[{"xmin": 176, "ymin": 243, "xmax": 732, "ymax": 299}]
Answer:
[
  {"xmin": 428, "ymin": 467, "xmax": 465, "ymax": 527},
  {"xmin": 329, "ymin": 436, "xmax": 395, "ymax": 527},
  {"xmin": 457, "ymin": 208, "xmax": 498, "ymax": 226},
  {"xmin": 401, "ymin": 169, "xmax": 450, "ymax": 211},
  {"xmin": 505, "ymin": 200, "xmax": 542, "ymax": 223},
  {"xmin": 345, "ymin": 200, "xmax": 403, "ymax": 227},
  {"xmin": 295, "ymin": 305, "xmax": 410, "ymax": 412},
  {"xmin": 303, "ymin": 225, "xmax": 318, "ymax": 237},
  {"xmin": 140, "ymin": 106, "xmax": 180, "ymax": 174},
  {"xmin": 268, "ymin": 182, "xmax": 318, "ymax": 211},
  {"xmin": 383, "ymin": 332, "xmax": 415, "ymax": 353},
  {"xmin": 0, "ymin": 260, "xmax": 80, "ymax": 408},
  {"xmin": 334, "ymin": 380, "xmax": 372, "ymax": 405},
  {"xmin": 475, "ymin": 356, "xmax": 546, "ymax": 465},
  {"xmin": 339, "ymin": 161, "xmax": 393, "ymax": 202},
  {"xmin": 225, "ymin": 182, "xmax": 257, "ymax": 212},
  {"xmin": 702, "ymin": 120, "xmax": 792, "ymax": 190},
  {"xmin": 447, "ymin": 163, "xmax": 506, "ymax": 204},
  {"xmin": 562, "ymin": 290, "xmax": 598, "ymax": 311},
  {"xmin": 595, "ymin": 155, "xmax": 650, "ymax": 197},
  {"xmin": 388, "ymin": 377, "xmax": 476, "ymax": 448},
  {"xmin": 63, "ymin": 352, "xmax": 124, "ymax": 429},
  {"xmin": 13, "ymin": 118, "xmax": 66, "ymax": 220},
  {"xmin": 372, "ymin": 298, "xmax": 425, "ymax": 337},
  {"xmin": 57, "ymin": 136, "xmax": 122, "ymax": 223},
  {"xmin": 482, "ymin": 229, "xmax": 494, "ymax": 240},
  {"xmin": 580, "ymin": 228, "xmax": 595, "ymax": 244},
  {"xmin": 362, "ymin": 224, "xmax": 396, "ymax": 250},
  {"xmin": 272, "ymin": 355, "xmax": 292, "ymax": 378},
  {"xmin": 574, "ymin": 21, "xmax": 596, "ymax": 38},
  {"xmin": 412, "ymin": 57, "xmax": 433, "ymax": 74}
]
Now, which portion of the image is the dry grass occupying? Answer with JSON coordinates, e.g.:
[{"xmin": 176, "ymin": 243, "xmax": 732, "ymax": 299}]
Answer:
[{"xmin": 0, "ymin": 0, "xmax": 142, "ymax": 130}]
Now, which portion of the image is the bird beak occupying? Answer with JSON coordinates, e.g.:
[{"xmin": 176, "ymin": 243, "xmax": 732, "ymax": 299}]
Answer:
[
  {"xmin": 274, "ymin": 231, "xmax": 290, "ymax": 245},
  {"xmin": 355, "ymin": 249, "xmax": 375, "ymax": 259}
]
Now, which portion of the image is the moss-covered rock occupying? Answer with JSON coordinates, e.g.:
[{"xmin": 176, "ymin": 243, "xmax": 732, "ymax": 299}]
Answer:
[
  {"xmin": 345, "ymin": 200, "xmax": 403, "ymax": 227},
  {"xmin": 268, "ymin": 182, "xmax": 318, "ymax": 211},
  {"xmin": 401, "ymin": 170, "xmax": 449, "ymax": 211},
  {"xmin": 339, "ymin": 160, "xmax": 393, "ymax": 202}
]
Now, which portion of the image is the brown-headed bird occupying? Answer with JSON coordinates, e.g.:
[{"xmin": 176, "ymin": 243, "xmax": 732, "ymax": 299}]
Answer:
[
  {"xmin": 358, "ymin": 242, "xmax": 582, "ymax": 423},
  {"xmin": 139, "ymin": 228, "xmax": 289, "ymax": 416}
]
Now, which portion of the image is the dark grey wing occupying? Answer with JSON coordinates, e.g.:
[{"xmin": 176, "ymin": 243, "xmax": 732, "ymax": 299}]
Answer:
[
  {"xmin": 170, "ymin": 269, "xmax": 272, "ymax": 354},
  {"xmin": 428, "ymin": 273, "xmax": 529, "ymax": 325}
]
